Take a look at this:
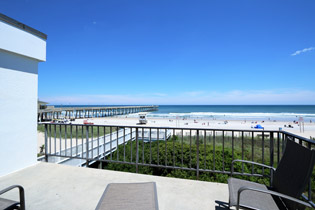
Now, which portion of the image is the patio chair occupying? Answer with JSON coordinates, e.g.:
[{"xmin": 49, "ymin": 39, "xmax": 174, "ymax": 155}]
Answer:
[
  {"xmin": 228, "ymin": 139, "xmax": 315, "ymax": 210},
  {"xmin": 0, "ymin": 185, "xmax": 25, "ymax": 210},
  {"xmin": 95, "ymin": 182, "xmax": 159, "ymax": 210}
]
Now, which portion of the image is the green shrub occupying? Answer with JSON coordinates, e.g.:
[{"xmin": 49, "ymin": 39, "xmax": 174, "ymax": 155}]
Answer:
[
  {"xmin": 103, "ymin": 135, "xmax": 271, "ymax": 185},
  {"xmin": 38, "ymin": 124, "xmax": 116, "ymax": 138}
]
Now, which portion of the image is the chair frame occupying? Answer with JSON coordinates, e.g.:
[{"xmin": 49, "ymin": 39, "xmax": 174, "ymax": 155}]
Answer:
[
  {"xmin": 231, "ymin": 159, "xmax": 313, "ymax": 210},
  {"xmin": 0, "ymin": 185, "xmax": 25, "ymax": 210}
]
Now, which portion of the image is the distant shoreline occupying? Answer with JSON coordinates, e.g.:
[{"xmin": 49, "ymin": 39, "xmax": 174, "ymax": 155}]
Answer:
[{"xmin": 52, "ymin": 104, "xmax": 315, "ymax": 121}]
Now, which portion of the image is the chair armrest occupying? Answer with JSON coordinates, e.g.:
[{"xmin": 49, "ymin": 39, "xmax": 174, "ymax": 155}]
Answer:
[
  {"xmin": 0, "ymin": 185, "xmax": 25, "ymax": 210},
  {"xmin": 231, "ymin": 159, "xmax": 276, "ymax": 175},
  {"xmin": 236, "ymin": 187, "xmax": 312, "ymax": 210}
]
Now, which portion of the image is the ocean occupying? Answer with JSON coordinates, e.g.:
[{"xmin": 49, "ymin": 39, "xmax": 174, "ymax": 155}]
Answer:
[{"xmin": 55, "ymin": 105, "xmax": 315, "ymax": 121}]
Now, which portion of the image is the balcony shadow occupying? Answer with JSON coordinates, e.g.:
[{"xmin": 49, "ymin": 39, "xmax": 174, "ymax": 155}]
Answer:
[{"xmin": 215, "ymin": 200, "xmax": 230, "ymax": 210}]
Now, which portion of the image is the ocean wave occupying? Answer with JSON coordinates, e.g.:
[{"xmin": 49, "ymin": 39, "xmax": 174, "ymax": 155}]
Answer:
[
  {"xmin": 126, "ymin": 112, "xmax": 315, "ymax": 120},
  {"xmin": 168, "ymin": 112, "xmax": 315, "ymax": 117}
]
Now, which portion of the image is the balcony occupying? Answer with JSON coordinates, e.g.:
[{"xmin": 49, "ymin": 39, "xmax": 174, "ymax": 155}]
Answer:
[
  {"xmin": 2, "ymin": 123, "xmax": 315, "ymax": 209},
  {"xmin": 0, "ymin": 162, "xmax": 228, "ymax": 210}
]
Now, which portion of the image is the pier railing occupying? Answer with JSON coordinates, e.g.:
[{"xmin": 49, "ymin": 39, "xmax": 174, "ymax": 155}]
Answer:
[{"xmin": 40, "ymin": 123, "xmax": 315, "ymax": 207}]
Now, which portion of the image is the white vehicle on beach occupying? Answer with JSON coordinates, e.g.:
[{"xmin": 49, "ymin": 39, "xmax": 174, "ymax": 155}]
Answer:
[
  {"xmin": 139, "ymin": 113, "xmax": 147, "ymax": 124},
  {"xmin": 52, "ymin": 118, "xmax": 69, "ymax": 124}
]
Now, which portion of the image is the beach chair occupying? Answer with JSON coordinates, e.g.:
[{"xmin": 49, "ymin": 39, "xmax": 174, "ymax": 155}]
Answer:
[
  {"xmin": 228, "ymin": 139, "xmax": 315, "ymax": 210},
  {"xmin": 0, "ymin": 185, "xmax": 25, "ymax": 210},
  {"xmin": 95, "ymin": 182, "xmax": 159, "ymax": 210}
]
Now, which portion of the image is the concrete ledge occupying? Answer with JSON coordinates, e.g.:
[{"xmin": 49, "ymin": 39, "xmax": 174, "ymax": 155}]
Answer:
[
  {"xmin": 0, "ymin": 14, "xmax": 47, "ymax": 40},
  {"xmin": 0, "ymin": 162, "xmax": 229, "ymax": 210},
  {"xmin": 0, "ymin": 19, "xmax": 46, "ymax": 61}
]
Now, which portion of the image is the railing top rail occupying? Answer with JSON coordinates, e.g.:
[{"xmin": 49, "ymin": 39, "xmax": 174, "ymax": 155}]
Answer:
[
  {"xmin": 39, "ymin": 122, "xmax": 315, "ymax": 144},
  {"xmin": 37, "ymin": 122, "xmax": 258, "ymax": 133},
  {"xmin": 281, "ymin": 130, "xmax": 315, "ymax": 144},
  {"xmin": 39, "ymin": 122, "xmax": 278, "ymax": 132}
]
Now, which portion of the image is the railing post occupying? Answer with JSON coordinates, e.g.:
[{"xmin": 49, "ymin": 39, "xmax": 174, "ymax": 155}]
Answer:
[
  {"xmin": 196, "ymin": 130, "xmax": 199, "ymax": 180},
  {"xmin": 270, "ymin": 132, "xmax": 274, "ymax": 187},
  {"xmin": 282, "ymin": 133, "xmax": 286, "ymax": 155},
  {"xmin": 86, "ymin": 125, "xmax": 89, "ymax": 167},
  {"xmin": 307, "ymin": 142, "xmax": 312, "ymax": 202},
  {"xmin": 136, "ymin": 128, "xmax": 139, "ymax": 173},
  {"xmin": 44, "ymin": 124, "xmax": 48, "ymax": 162}
]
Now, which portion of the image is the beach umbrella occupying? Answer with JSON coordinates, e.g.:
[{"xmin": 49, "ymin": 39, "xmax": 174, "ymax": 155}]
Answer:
[{"xmin": 254, "ymin": 124, "xmax": 264, "ymax": 129}]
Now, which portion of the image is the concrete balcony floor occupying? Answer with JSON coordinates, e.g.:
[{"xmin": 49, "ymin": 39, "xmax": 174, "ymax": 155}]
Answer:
[{"xmin": 0, "ymin": 162, "xmax": 229, "ymax": 210}]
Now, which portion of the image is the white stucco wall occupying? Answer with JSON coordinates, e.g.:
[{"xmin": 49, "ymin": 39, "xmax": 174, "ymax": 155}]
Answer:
[
  {"xmin": 0, "ymin": 19, "xmax": 46, "ymax": 177},
  {"xmin": 0, "ymin": 21, "xmax": 46, "ymax": 61}
]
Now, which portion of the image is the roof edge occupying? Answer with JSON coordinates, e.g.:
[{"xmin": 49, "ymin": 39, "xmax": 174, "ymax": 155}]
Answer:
[{"xmin": 0, "ymin": 13, "xmax": 47, "ymax": 40}]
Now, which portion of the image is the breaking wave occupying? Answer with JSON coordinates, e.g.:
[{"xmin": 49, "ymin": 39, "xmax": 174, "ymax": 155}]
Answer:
[{"xmin": 126, "ymin": 112, "xmax": 315, "ymax": 120}]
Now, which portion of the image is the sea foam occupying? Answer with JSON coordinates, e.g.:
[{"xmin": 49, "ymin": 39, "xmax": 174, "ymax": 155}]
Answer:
[{"xmin": 126, "ymin": 112, "xmax": 315, "ymax": 121}]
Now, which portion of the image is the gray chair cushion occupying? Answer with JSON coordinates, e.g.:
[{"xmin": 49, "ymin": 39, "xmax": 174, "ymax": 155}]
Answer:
[
  {"xmin": 228, "ymin": 178, "xmax": 279, "ymax": 210},
  {"xmin": 96, "ymin": 182, "xmax": 159, "ymax": 210},
  {"xmin": 0, "ymin": 197, "xmax": 19, "ymax": 210}
]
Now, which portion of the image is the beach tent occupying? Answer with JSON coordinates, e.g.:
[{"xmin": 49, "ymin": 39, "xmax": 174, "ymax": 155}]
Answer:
[{"xmin": 254, "ymin": 124, "xmax": 264, "ymax": 129}]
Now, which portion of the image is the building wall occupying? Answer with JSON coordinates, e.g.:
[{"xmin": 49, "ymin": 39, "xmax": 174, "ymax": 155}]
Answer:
[
  {"xmin": 0, "ymin": 21, "xmax": 46, "ymax": 61},
  {"xmin": 0, "ymin": 19, "xmax": 46, "ymax": 177}
]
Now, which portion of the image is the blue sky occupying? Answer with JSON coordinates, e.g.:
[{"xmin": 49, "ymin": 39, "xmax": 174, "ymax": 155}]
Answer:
[{"xmin": 1, "ymin": 0, "xmax": 315, "ymax": 105}]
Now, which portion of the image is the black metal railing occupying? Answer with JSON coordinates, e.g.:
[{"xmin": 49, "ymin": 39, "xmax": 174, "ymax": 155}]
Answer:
[{"xmin": 40, "ymin": 123, "xmax": 315, "ymax": 207}]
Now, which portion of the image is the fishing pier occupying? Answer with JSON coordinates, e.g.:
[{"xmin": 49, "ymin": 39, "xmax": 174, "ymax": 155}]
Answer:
[{"xmin": 38, "ymin": 105, "xmax": 158, "ymax": 122}]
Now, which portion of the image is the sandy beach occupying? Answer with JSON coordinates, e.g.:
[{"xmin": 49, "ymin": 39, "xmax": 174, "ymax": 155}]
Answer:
[
  {"xmin": 75, "ymin": 116, "xmax": 315, "ymax": 137},
  {"xmin": 37, "ymin": 116, "xmax": 315, "ymax": 153}
]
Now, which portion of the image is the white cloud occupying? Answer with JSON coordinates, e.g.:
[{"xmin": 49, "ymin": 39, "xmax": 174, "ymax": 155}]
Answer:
[
  {"xmin": 40, "ymin": 89, "xmax": 315, "ymax": 105},
  {"xmin": 291, "ymin": 47, "xmax": 315, "ymax": 56},
  {"xmin": 152, "ymin": 93, "xmax": 168, "ymax": 97},
  {"xmin": 183, "ymin": 91, "xmax": 205, "ymax": 97}
]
